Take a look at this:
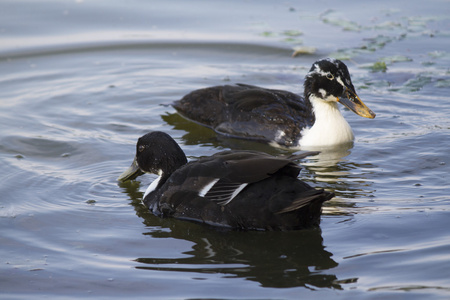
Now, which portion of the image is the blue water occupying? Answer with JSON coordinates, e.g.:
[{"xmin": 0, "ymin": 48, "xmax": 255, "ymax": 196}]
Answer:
[{"xmin": 1, "ymin": 1, "xmax": 450, "ymax": 299}]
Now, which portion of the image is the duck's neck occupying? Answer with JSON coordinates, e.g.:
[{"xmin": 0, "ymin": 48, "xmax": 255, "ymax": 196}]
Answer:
[
  {"xmin": 143, "ymin": 169, "xmax": 165, "ymax": 199},
  {"xmin": 142, "ymin": 169, "xmax": 173, "ymax": 216},
  {"xmin": 299, "ymin": 95, "xmax": 354, "ymax": 148},
  {"xmin": 142, "ymin": 150, "xmax": 188, "ymax": 199}
]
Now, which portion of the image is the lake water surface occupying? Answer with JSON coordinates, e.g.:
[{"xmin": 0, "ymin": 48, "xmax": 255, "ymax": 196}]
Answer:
[{"xmin": 1, "ymin": 1, "xmax": 450, "ymax": 299}]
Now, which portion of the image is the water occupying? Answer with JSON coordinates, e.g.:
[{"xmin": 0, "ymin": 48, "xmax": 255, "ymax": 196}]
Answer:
[{"xmin": 1, "ymin": 0, "xmax": 450, "ymax": 299}]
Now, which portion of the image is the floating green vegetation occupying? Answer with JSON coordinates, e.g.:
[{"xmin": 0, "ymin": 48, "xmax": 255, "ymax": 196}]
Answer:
[
  {"xmin": 327, "ymin": 49, "xmax": 360, "ymax": 61},
  {"xmin": 259, "ymin": 29, "xmax": 304, "ymax": 45},
  {"xmin": 320, "ymin": 10, "xmax": 361, "ymax": 31},
  {"xmin": 358, "ymin": 60, "xmax": 392, "ymax": 73},
  {"xmin": 404, "ymin": 15, "xmax": 448, "ymax": 32},
  {"xmin": 320, "ymin": 11, "xmax": 446, "ymax": 62},
  {"xmin": 428, "ymin": 51, "xmax": 450, "ymax": 60},
  {"xmin": 283, "ymin": 37, "xmax": 303, "ymax": 44},
  {"xmin": 360, "ymin": 79, "xmax": 391, "ymax": 90},
  {"xmin": 435, "ymin": 79, "xmax": 450, "ymax": 88},
  {"xmin": 380, "ymin": 55, "xmax": 413, "ymax": 64},
  {"xmin": 282, "ymin": 30, "xmax": 303, "ymax": 37},
  {"xmin": 370, "ymin": 61, "xmax": 388, "ymax": 72},
  {"xmin": 362, "ymin": 35, "xmax": 397, "ymax": 51},
  {"xmin": 404, "ymin": 75, "xmax": 433, "ymax": 91},
  {"xmin": 374, "ymin": 21, "xmax": 403, "ymax": 30},
  {"xmin": 259, "ymin": 29, "xmax": 302, "ymax": 38},
  {"xmin": 359, "ymin": 55, "xmax": 412, "ymax": 73},
  {"xmin": 260, "ymin": 11, "xmax": 447, "ymax": 63},
  {"xmin": 259, "ymin": 31, "xmax": 277, "ymax": 38},
  {"xmin": 421, "ymin": 61, "xmax": 436, "ymax": 66},
  {"xmin": 389, "ymin": 74, "xmax": 433, "ymax": 92},
  {"xmin": 329, "ymin": 35, "xmax": 399, "ymax": 60}
]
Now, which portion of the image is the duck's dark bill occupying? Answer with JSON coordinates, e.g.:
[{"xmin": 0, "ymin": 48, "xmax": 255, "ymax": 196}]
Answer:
[
  {"xmin": 339, "ymin": 89, "xmax": 376, "ymax": 119},
  {"xmin": 118, "ymin": 157, "xmax": 143, "ymax": 182}
]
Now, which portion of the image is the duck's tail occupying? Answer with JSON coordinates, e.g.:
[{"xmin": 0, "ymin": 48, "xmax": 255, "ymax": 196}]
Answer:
[{"xmin": 276, "ymin": 189, "xmax": 334, "ymax": 214}]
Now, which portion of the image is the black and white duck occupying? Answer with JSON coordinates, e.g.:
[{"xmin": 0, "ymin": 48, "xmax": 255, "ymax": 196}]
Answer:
[
  {"xmin": 172, "ymin": 58, "xmax": 376, "ymax": 148},
  {"xmin": 118, "ymin": 131, "xmax": 334, "ymax": 230}
]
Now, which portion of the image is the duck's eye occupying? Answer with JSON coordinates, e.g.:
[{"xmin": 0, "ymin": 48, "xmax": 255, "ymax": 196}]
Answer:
[
  {"xmin": 138, "ymin": 145, "xmax": 146, "ymax": 152},
  {"xmin": 326, "ymin": 73, "xmax": 334, "ymax": 80}
]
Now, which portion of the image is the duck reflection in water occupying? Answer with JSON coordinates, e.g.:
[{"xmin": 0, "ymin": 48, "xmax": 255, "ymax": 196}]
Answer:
[{"xmin": 119, "ymin": 179, "xmax": 344, "ymax": 290}]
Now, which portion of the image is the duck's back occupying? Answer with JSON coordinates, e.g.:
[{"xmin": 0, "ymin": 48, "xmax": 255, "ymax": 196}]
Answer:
[
  {"xmin": 223, "ymin": 175, "xmax": 332, "ymax": 230},
  {"xmin": 173, "ymin": 84, "xmax": 315, "ymax": 147}
]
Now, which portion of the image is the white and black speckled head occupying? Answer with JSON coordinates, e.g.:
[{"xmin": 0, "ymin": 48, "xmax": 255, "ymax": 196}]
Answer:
[{"xmin": 304, "ymin": 58, "xmax": 375, "ymax": 119}]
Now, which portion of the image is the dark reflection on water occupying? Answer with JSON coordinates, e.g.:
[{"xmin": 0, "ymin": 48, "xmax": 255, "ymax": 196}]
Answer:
[
  {"xmin": 119, "ymin": 180, "xmax": 343, "ymax": 290},
  {"xmin": 307, "ymin": 158, "xmax": 377, "ymax": 199}
]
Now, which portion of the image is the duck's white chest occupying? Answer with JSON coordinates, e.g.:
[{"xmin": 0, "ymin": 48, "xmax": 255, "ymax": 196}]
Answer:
[
  {"xmin": 299, "ymin": 97, "xmax": 354, "ymax": 147},
  {"xmin": 143, "ymin": 169, "xmax": 163, "ymax": 199}
]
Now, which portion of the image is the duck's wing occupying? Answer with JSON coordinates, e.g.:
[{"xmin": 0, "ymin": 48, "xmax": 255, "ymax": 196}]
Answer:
[
  {"xmin": 188, "ymin": 84, "xmax": 314, "ymax": 121},
  {"xmin": 172, "ymin": 84, "xmax": 315, "ymax": 146},
  {"xmin": 199, "ymin": 178, "xmax": 249, "ymax": 206},
  {"xmin": 173, "ymin": 151, "xmax": 316, "ymax": 206},
  {"xmin": 231, "ymin": 84, "xmax": 310, "ymax": 112},
  {"xmin": 221, "ymin": 85, "xmax": 315, "ymax": 146}
]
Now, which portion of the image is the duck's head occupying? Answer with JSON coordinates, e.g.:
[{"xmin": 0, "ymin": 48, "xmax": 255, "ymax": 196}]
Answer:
[
  {"xmin": 118, "ymin": 131, "xmax": 188, "ymax": 182},
  {"xmin": 304, "ymin": 58, "xmax": 376, "ymax": 119}
]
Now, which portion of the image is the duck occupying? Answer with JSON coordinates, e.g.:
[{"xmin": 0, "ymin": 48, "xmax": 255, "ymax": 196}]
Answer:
[
  {"xmin": 172, "ymin": 58, "xmax": 376, "ymax": 148},
  {"xmin": 118, "ymin": 131, "xmax": 334, "ymax": 231}
]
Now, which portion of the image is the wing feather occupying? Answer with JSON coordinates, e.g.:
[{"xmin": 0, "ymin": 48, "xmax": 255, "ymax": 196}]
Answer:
[{"xmin": 203, "ymin": 179, "xmax": 248, "ymax": 206}]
